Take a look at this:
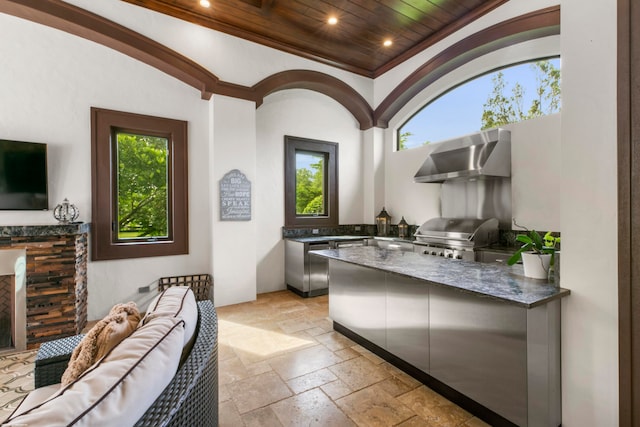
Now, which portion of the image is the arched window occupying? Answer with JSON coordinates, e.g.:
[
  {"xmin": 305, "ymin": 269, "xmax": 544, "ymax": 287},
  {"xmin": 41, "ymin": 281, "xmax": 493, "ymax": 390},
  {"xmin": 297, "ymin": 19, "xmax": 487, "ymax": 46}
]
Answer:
[{"xmin": 397, "ymin": 57, "xmax": 561, "ymax": 150}]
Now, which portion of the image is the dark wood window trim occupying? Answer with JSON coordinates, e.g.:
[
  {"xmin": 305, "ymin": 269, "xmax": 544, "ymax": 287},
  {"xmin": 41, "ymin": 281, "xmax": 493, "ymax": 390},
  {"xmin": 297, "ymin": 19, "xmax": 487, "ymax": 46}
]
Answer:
[
  {"xmin": 374, "ymin": 6, "xmax": 561, "ymax": 128},
  {"xmin": 91, "ymin": 107, "xmax": 188, "ymax": 261},
  {"xmin": 618, "ymin": 0, "xmax": 639, "ymax": 423},
  {"xmin": 284, "ymin": 136, "xmax": 338, "ymax": 228},
  {"xmin": 252, "ymin": 70, "xmax": 374, "ymax": 130}
]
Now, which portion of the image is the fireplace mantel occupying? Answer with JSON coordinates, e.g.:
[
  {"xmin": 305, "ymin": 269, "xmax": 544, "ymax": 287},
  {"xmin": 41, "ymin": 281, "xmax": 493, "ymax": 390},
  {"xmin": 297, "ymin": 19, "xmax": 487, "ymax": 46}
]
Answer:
[
  {"xmin": 1, "ymin": 223, "xmax": 89, "ymax": 350},
  {"xmin": 0, "ymin": 222, "xmax": 90, "ymax": 238}
]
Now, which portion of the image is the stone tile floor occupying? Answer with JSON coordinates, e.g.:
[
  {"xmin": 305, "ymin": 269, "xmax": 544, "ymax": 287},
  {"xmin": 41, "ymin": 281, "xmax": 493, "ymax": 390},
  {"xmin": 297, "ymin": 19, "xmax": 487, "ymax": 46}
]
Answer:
[{"xmin": 217, "ymin": 290, "xmax": 490, "ymax": 427}]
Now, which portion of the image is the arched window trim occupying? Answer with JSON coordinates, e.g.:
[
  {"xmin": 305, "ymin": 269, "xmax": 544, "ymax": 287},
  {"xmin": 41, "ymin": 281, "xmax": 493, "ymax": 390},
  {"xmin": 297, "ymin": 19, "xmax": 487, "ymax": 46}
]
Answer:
[{"xmin": 395, "ymin": 55, "xmax": 561, "ymax": 151}]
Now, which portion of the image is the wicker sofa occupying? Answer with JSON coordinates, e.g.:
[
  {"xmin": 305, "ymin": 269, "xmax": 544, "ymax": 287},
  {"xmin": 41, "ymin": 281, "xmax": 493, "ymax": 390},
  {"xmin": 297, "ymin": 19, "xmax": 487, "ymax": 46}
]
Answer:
[{"xmin": 6, "ymin": 298, "xmax": 218, "ymax": 427}]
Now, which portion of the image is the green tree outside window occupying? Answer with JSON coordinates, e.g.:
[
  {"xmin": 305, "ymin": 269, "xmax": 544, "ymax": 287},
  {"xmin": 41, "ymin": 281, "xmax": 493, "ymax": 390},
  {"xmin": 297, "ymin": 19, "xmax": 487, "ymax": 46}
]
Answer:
[
  {"xmin": 116, "ymin": 132, "xmax": 169, "ymax": 239},
  {"xmin": 295, "ymin": 151, "xmax": 325, "ymax": 215}
]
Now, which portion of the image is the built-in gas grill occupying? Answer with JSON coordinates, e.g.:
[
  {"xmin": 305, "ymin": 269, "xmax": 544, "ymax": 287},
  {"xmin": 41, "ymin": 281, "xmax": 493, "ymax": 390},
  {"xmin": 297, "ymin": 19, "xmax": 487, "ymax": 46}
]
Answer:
[{"xmin": 413, "ymin": 217, "xmax": 499, "ymax": 261}]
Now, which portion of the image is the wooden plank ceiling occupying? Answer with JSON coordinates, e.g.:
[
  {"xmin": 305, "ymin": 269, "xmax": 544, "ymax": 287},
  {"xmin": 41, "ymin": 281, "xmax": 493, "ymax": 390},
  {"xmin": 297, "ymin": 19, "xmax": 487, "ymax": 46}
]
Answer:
[{"xmin": 122, "ymin": 0, "xmax": 508, "ymax": 78}]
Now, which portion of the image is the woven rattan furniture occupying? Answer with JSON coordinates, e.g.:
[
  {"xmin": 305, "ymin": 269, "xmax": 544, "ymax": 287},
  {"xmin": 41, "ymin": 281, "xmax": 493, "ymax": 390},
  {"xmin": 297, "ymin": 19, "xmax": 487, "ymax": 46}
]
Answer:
[
  {"xmin": 34, "ymin": 334, "xmax": 85, "ymax": 388},
  {"xmin": 33, "ymin": 300, "xmax": 219, "ymax": 427},
  {"xmin": 159, "ymin": 274, "xmax": 212, "ymax": 302}
]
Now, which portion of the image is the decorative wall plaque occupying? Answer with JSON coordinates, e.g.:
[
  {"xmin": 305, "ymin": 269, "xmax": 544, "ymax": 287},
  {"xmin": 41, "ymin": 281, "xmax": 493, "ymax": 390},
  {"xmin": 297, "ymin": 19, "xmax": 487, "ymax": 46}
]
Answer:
[{"xmin": 219, "ymin": 169, "xmax": 251, "ymax": 221}]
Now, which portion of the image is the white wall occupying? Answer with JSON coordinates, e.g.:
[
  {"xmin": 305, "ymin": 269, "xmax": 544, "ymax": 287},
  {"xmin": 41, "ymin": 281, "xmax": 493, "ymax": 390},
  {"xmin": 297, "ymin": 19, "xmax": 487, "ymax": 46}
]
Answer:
[
  {"xmin": 560, "ymin": 0, "xmax": 619, "ymax": 424},
  {"xmin": 508, "ymin": 114, "xmax": 562, "ymax": 231},
  {"xmin": 211, "ymin": 96, "xmax": 257, "ymax": 306},
  {"xmin": 0, "ymin": 3, "xmax": 368, "ymax": 312},
  {"xmin": 0, "ymin": 13, "xmax": 212, "ymax": 318},
  {"xmin": 255, "ymin": 89, "xmax": 363, "ymax": 294}
]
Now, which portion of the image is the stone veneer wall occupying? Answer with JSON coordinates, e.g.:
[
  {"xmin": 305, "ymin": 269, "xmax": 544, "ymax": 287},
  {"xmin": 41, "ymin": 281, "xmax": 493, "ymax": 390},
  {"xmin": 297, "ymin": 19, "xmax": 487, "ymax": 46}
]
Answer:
[
  {"xmin": 0, "ymin": 224, "xmax": 89, "ymax": 349},
  {"xmin": 0, "ymin": 275, "xmax": 12, "ymax": 348}
]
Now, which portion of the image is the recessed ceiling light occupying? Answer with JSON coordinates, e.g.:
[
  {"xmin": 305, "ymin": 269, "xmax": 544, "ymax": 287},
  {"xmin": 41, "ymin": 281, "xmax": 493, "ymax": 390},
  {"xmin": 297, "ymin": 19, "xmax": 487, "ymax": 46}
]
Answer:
[
  {"xmin": 383, "ymin": 39, "xmax": 393, "ymax": 47},
  {"xmin": 200, "ymin": 0, "xmax": 211, "ymax": 7},
  {"xmin": 328, "ymin": 16, "xmax": 338, "ymax": 25}
]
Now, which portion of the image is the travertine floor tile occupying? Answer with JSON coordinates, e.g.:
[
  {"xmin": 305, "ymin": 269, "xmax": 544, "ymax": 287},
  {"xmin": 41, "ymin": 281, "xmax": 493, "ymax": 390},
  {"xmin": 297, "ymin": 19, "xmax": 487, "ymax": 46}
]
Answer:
[
  {"xmin": 376, "ymin": 375, "xmax": 419, "ymax": 397},
  {"xmin": 269, "ymin": 344, "xmax": 343, "ymax": 380},
  {"xmin": 277, "ymin": 317, "xmax": 316, "ymax": 333},
  {"xmin": 321, "ymin": 379, "xmax": 353, "ymax": 400},
  {"xmin": 311, "ymin": 317, "xmax": 334, "ymax": 332},
  {"xmin": 230, "ymin": 328, "xmax": 317, "ymax": 366},
  {"xmin": 462, "ymin": 416, "xmax": 492, "ymax": 427},
  {"xmin": 270, "ymin": 388, "xmax": 356, "ymax": 427},
  {"xmin": 305, "ymin": 326, "xmax": 328, "ymax": 337},
  {"xmin": 218, "ymin": 400, "xmax": 243, "ymax": 427},
  {"xmin": 380, "ymin": 363, "xmax": 422, "ymax": 389},
  {"xmin": 286, "ymin": 368, "xmax": 337, "ymax": 394},
  {"xmin": 245, "ymin": 360, "xmax": 273, "ymax": 376},
  {"xmin": 334, "ymin": 346, "xmax": 361, "ymax": 361},
  {"xmin": 336, "ymin": 384, "xmax": 415, "ymax": 426},
  {"xmin": 329, "ymin": 355, "xmax": 391, "ymax": 391},
  {"xmin": 217, "ymin": 291, "xmax": 478, "ymax": 427},
  {"xmin": 219, "ymin": 383, "xmax": 231, "ymax": 402},
  {"xmin": 228, "ymin": 371, "xmax": 293, "ymax": 414},
  {"xmin": 241, "ymin": 406, "xmax": 284, "ymax": 427},
  {"xmin": 398, "ymin": 386, "xmax": 474, "ymax": 426},
  {"xmin": 315, "ymin": 330, "xmax": 357, "ymax": 351},
  {"xmin": 219, "ymin": 356, "xmax": 251, "ymax": 385},
  {"xmin": 218, "ymin": 341, "xmax": 237, "ymax": 362},
  {"xmin": 396, "ymin": 415, "xmax": 439, "ymax": 426},
  {"xmin": 352, "ymin": 344, "xmax": 386, "ymax": 365}
]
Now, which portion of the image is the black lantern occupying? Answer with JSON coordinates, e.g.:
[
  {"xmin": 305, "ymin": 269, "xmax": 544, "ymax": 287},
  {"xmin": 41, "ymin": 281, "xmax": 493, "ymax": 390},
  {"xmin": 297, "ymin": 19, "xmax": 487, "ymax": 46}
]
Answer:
[
  {"xmin": 398, "ymin": 216, "xmax": 409, "ymax": 239},
  {"xmin": 376, "ymin": 207, "xmax": 391, "ymax": 236}
]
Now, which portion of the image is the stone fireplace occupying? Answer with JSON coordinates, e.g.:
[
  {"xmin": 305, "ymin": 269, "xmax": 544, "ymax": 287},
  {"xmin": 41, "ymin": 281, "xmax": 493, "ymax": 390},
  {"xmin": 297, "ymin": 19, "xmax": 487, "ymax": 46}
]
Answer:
[
  {"xmin": 0, "ymin": 223, "xmax": 88, "ymax": 352},
  {"xmin": 0, "ymin": 274, "xmax": 15, "ymax": 348}
]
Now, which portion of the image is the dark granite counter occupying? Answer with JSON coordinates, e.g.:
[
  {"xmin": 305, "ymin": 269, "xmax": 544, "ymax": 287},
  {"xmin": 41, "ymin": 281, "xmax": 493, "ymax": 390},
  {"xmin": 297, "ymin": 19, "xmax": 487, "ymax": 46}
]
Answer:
[
  {"xmin": 0, "ymin": 222, "xmax": 90, "ymax": 237},
  {"xmin": 286, "ymin": 235, "xmax": 368, "ymax": 244},
  {"xmin": 311, "ymin": 246, "xmax": 569, "ymax": 308}
]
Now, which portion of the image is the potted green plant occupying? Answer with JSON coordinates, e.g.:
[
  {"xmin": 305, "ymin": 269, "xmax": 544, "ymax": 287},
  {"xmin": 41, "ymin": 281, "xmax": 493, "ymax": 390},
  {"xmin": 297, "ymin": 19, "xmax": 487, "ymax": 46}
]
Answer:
[{"xmin": 507, "ymin": 230, "xmax": 560, "ymax": 279}]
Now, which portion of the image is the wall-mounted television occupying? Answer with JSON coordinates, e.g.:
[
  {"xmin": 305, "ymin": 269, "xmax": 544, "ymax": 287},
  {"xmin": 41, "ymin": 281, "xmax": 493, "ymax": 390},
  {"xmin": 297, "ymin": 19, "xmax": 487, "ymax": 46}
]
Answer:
[{"xmin": 0, "ymin": 139, "xmax": 48, "ymax": 210}]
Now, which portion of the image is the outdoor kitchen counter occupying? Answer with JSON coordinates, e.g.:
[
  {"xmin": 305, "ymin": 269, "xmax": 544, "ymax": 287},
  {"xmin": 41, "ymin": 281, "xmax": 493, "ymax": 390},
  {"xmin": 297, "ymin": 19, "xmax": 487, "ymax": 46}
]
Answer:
[
  {"xmin": 310, "ymin": 246, "xmax": 570, "ymax": 308},
  {"xmin": 313, "ymin": 245, "xmax": 568, "ymax": 426}
]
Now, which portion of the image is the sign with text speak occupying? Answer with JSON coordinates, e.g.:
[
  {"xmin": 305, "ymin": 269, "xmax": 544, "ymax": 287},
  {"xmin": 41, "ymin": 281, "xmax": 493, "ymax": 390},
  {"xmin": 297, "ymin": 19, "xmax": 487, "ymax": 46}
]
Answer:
[{"xmin": 219, "ymin": 169, "xmax": 251, "ymax": 221}]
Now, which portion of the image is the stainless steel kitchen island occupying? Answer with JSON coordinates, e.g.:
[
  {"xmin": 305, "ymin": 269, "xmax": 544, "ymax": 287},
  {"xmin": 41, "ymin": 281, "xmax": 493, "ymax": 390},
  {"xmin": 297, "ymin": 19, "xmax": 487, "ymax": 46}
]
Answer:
[{"xmin": 311, "ymin": 246, "xmax": 570, "ymax": 427}]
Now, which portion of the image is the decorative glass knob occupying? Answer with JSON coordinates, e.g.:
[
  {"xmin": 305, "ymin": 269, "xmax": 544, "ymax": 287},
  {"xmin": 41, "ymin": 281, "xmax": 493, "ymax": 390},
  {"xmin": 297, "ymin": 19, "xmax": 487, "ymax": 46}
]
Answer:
[{"xmin": 53, "ymin": 198, "xmax": 79, "ymax": 224}]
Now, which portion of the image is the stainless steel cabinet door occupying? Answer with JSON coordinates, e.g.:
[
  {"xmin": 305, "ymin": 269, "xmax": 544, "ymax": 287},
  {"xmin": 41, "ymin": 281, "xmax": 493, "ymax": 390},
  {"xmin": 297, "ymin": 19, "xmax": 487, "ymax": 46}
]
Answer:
[
  {"xmin": 308, "ymin": 243, "xmax": 330, "ymax": 293},
  {"xmin": 386, "ymin": 275, "xmax": 429, "ymax": 373},
  {"xmin": 328, "ymin": 260, "xmax": 386, "ymax": 348},
  {"xmin": 429, "ymin": 286, "xmax": 528, "ymax": 427}
]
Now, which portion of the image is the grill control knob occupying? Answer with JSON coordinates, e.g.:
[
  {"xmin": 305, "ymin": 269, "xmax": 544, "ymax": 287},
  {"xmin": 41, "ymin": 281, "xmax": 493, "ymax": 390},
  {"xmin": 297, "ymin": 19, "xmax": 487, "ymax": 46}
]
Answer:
[
  {"xmin": 447, "ymin": 253, "xmax": 453, "ymax": 258},
  {"xmin": 456, "ymin": 254, "xmax": 462, "ymax": 259},
  {"xmin": 438, "ymin": 252, "xmax": 444, "ymax": 256},
  {"xmin": 430, "ymin": 251, "xmax": 437, "ymax": 255}
]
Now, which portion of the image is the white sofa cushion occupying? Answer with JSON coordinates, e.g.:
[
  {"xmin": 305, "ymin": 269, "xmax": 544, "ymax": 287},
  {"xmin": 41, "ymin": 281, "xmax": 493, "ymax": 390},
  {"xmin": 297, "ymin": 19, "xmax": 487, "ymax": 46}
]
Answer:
[
  {"xmin": 4, "ymin": 316, "xmax": 185, "ymax": 427},
  {"xmin": 142, "ymin": 285, "xmax": 197, "ymax": 349},
  {"xmin": 8, "ymin": 383, "xmax": 60, "ymax": 418}
]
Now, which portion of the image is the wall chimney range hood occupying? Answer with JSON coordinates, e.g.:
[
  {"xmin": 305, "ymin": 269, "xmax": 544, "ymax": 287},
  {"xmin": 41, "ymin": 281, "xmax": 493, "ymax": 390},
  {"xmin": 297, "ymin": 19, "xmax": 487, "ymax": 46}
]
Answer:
[{"xmin": 413, "ymin": 128, "xmax": 511, "ymax": 183}]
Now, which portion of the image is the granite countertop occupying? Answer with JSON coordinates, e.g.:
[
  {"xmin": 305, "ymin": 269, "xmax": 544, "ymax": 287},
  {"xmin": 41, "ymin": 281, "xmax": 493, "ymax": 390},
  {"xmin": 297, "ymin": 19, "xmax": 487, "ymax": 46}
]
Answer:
[
  {"xmin": 310, "ymin": 246, "xmax": 570, "ymax": 308},
  {"xmin": 0, "ymin": 222, "xmax": 90, "ymax": 237},
  {"xmin": 286, "ymin": 235, "xmax": 369, "ymax": 244}
]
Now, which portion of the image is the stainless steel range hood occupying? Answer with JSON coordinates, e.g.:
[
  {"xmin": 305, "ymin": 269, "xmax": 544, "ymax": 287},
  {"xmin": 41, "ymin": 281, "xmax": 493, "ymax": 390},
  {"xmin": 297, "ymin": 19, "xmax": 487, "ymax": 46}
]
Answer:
[{"xmin": 414, "ymin": 128, "xmax": 511, "ymax": 183}]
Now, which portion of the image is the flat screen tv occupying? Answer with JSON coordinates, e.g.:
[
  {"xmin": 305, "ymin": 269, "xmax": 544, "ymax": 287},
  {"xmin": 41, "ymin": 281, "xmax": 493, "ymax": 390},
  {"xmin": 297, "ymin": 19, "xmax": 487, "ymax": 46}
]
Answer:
[{"xmin": 0, "ymin": 139, "xmax": 48, "ymax": 210}]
